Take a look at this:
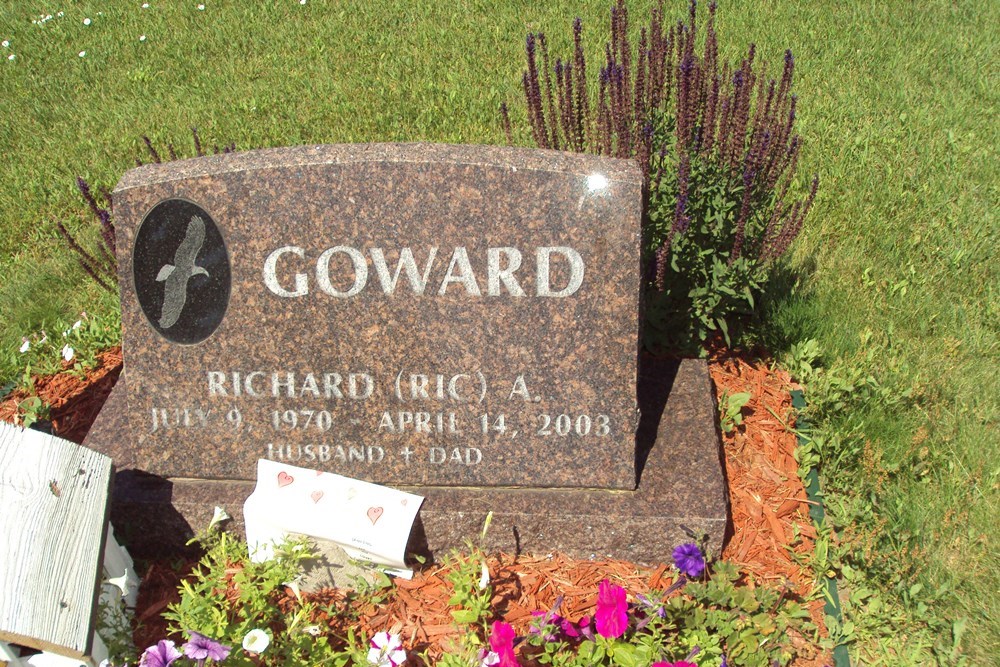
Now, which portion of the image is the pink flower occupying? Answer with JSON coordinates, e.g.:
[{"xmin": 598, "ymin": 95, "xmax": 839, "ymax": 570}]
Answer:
[
  {"xmin": 488, "ymin": 621, "xmax": 519, "ymax": 667},
  {"xmin": 594, "ymin": 579, "xmax": 628, "ymax": 638},
  {"xmin": 651, "ymin": 662, "xmax": 698, "ymax": 667}
]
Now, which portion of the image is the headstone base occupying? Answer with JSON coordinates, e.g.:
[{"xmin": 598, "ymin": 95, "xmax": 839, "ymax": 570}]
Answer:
[{"xmin": 85, "ymin": 358, "xmax": 728, "ymax": 565}]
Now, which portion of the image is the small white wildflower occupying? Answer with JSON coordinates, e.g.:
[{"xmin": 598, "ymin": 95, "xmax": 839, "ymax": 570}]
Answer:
[
  {"xmin": 197, "ymin": 3, "xmax": 205, "ymax": 9},
  {"xmin": 302, "ymin": 625, "xmax": 321, "ymax": 636},
  {"xmin": 19, "ymin": 339, "xmax": 30, "ymax": 353},
  {"xmin": 142, "ymin": 2, "xmax": 150, "ymax": 7},
  {"xmin": 72, "ymin": 320, "xmax": 82, "ymax": 330},
  {"xmin": 300, "ymin": 0, "xmax": 307, "ymax": 4},
  {"xmin": 62, "ymin": 329, "xmax": 69, "ymax": 337},
  {"xmin": 45, "ymin": 14, "xmax": 52, "ymax": 21},
  {"xmin": 58, "ymin": 11, "xmax": 64, "ymax": 17},
  {"xmin": 62, "ymin": 344, "xmax": 74, "ymax": 361},
  {"xmin": 7, "ymin": 54, "xmax": 14, "ymax": 61},
  {"xmin": 139, "ymin": 34, "xmax": 146, "ymax": 41},
  {"xmin": 2, "ymin": 40, "xmax": 9, "ymax": 48},
  {"xmin": 242, "ymin": 629, "xmax": 270, "ymax": 654},
  {"xmin": 78, "ymin": 50, "xmax": 86, "ymax": 57},
  {"xmin": 39, "ymin": 332, "xmax": 47, "ymax": 344},
  {"xmin": 83, "ymin": 18, "xmax": 92, "ymax": 26}
]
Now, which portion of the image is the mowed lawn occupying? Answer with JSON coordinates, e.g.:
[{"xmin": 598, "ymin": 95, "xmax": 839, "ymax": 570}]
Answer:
[{"xmin": 1, "ymin": 1, "xmax": 996, "ymax": 663}]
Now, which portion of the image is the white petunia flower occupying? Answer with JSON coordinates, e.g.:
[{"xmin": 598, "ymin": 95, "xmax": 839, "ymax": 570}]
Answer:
[
  {"xmin": 367, "ymin": 631, "xmax": 406, "ymax": 667},
  {"xmin": 283, "ymin": 579, "xmax": 302, "ymax": 602},
  {"xmin": 62, "ymin": 344, "xmax": 74, "ymax": 361},
  {"xmin": 242, "ymin": 629, "xmax": 270, "ymax": 654},
  {"xmin": 19, "ymin": 339, "xmax": 30, "ymax": 353},
  {"xmin": 208, "ymin": 505, "xmax": 230, "ymax": 529},
  {"xmin": 104, "ymin": 571, "xmax": 131, "ymax": 597},
  {"xmin": 478, "ymin": 561, "xmax": 490, "ymax": 590},
  {"xmin": 83, "ymin": 18, "xmax": 91, "ymax": 25}
]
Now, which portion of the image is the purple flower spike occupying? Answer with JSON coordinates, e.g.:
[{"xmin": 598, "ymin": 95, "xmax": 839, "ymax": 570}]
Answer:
[
  {"xmin": 140, "ymin": 639, "xmax": 181, "ymax": 667},
  {"xmin": 182, "ymin": 631, "xmax": 231, "ymax": 663},
  {"xmin": 672, "ymin": 543, "xmax": 706, "ymax": 578}
]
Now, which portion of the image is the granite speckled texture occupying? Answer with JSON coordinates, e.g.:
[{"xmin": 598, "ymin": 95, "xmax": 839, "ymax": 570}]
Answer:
[
  {"xmin": 113, "ymin": 144, "xmax": 642, "ymax": 490},
  {"xmin": 85, "ymin": 357, "xmax": 729, "ymax": 563}
]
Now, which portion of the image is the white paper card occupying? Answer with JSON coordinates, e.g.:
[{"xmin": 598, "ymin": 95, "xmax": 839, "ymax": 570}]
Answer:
[{"xmin": 243, "ymin": 459, "xmax": 424, "ymax": 577}]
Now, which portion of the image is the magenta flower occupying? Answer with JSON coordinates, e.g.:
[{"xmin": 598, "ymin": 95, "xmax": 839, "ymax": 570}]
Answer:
[
  {"xmin": 672, "ymin": 543, "xmax": 706, "ymax": 578},
  {"xmin": 182, "ymin": 631, "xmax": 231, "ymax": 663},
  {"xmin": 651, "ymin": 662, "xmax": 697, "ymax": 667},
  {"xmin": 594, "ymin": 579, "xmax": 628, "ymax": 638},
  {"xmin": 140, "ymin": 639, "xmax": 181, "ymax": 667},
  {"xmin": 489, "ymin": 621, "xmax": 519, "ymax": 667}
]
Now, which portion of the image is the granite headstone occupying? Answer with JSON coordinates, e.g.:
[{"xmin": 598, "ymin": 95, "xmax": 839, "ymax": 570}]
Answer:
[{"xmin": 112, "ymin": 144, "xmax": 642, "ymax": 490}]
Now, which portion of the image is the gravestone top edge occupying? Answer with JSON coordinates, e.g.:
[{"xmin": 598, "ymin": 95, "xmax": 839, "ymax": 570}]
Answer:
[{"xmin": 113, "ymin": 143, "xmax": 643, "ymax": 194}]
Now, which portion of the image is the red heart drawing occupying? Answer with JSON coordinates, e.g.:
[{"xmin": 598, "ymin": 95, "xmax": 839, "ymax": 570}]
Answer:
[
  {"xmin": 367, "ymin": 506, "xmax": 384, "ymax": 525},
  {"xmin": 277, "ymin": 472, "xmax": 294, "ymax": 488},
  {"xmin": 316, "ymin": 470, "xmax": 323, "ymax": 476},
  {"xmin": 311, "ymin": 490, "xmax": 324, "ymax": 503}
]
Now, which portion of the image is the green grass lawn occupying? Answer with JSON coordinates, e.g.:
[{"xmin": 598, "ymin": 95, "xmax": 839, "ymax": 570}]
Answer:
[{"xmin": 1, "ymin": 1, "xmax": 996, "ymax": 663}]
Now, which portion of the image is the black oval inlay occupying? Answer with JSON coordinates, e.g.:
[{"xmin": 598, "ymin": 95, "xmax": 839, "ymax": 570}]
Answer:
[{"xmin": 133, "ymin": 198, "xmax": 230, "ymax": 344}]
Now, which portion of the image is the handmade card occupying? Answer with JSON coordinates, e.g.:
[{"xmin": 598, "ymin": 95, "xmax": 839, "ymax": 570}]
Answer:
[{"xmin": 243, "ymin": 459, "xmax": 424, "ymax": 577}]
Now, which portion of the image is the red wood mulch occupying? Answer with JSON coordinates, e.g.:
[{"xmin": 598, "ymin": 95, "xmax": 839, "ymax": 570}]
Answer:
[{"xmin": 0, "ymin": 349, "xmax": 829, "ymax": 665}]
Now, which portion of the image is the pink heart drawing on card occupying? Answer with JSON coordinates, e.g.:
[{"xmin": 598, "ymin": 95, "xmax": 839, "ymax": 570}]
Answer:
[
  {"xmin": 277, "ymin": 472, "xmax": 294, "ymax": 488},
  {"xmin": 400, "ymin": 499, "xmax": 408, "ymax": 506},
  {"xmin": 316, "ymin": 470, "xmax": 323, "ymax": 476},
  {"xmin": 310, "ymin": 490, "xmax": 324, "ymax": 503},
  {"xmin": 367, "ymin": 506, "xmax": 384, "ymax": 525}
]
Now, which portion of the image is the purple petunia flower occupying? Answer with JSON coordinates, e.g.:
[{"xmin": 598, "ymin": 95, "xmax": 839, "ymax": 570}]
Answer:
[
  {"xmin": 140, "ymin": 639, "xmax": 181, "ymax": 667},
  {"xmin": 672, "ymin": 543, "xmax": 706, "ymax": 578},
  {"xmin": 594, "ymin": 579, "xmax": 629, "ymax": 639},
  {"xmin": 182, "ymin": 631, "xmax": 231, "ymax": 663}
]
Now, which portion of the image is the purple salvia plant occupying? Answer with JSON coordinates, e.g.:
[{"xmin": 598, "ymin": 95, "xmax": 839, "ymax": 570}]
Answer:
[
  {"xmin": 55, "ymin": 177, "xmax": 118, "ymax": 294},
  {"xmin": 507, "ymin": 0, "xmax": 819, "ymax": 350}
]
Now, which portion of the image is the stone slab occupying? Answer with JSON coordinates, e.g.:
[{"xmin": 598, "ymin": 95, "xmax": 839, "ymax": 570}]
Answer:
[
  {"xmin": 113, "ymin": 144, "xmax": 642, "ymax": 490},
  {"xmin": 85, "ymin": 357, "xmax": 729, "ymax": 564}
]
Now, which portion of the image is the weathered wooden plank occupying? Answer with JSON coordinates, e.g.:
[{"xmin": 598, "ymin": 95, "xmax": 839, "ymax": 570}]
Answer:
[{"xmin": 0, "ymin": 422, "xmax": 112, "ymax": 660}]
